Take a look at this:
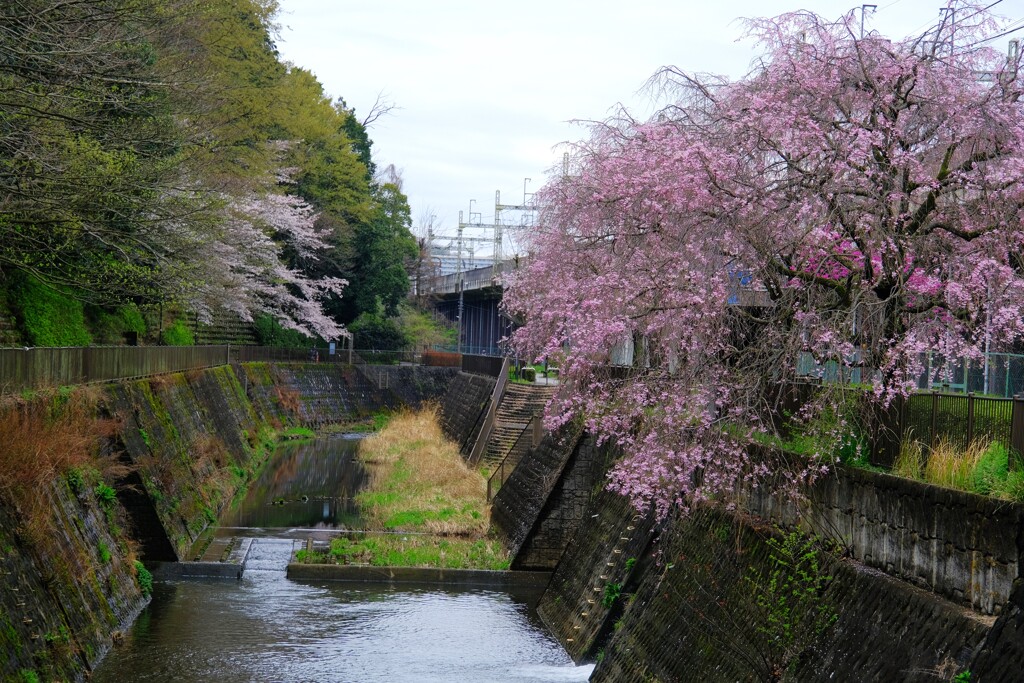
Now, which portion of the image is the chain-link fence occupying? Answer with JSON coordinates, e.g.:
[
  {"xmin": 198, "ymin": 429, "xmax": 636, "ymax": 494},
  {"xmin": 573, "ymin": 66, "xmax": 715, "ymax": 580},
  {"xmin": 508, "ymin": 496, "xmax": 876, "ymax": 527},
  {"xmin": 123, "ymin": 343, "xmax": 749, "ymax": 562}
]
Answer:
[{"xmin": 914, "ymin": 352, "xmax": 1024, "ymax": 397}]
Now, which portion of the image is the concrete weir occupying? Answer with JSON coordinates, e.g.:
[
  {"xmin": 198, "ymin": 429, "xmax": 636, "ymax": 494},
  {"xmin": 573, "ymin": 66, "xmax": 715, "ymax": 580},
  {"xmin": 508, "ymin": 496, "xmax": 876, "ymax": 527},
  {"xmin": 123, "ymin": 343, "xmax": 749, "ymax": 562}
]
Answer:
[
  {"xmin": 286, "ymin": 563, "xmax": 553, "ymax": 589},
  {"xmin": 151, "ymin": 537, "xmax": 256, "ymax": 580}
]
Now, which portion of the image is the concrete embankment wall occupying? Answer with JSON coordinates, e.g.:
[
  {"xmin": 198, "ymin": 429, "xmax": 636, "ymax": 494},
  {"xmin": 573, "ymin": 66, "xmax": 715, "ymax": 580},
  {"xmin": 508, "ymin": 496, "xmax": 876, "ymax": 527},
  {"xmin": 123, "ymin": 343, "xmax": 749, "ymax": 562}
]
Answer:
[
  {"xmin": 588, "ymin": 507, "xmax": 993, "ymax": 683},
  {"xmin": 438, "ymin": 371, "xmax": 496, "ymax": 455},
  {"xmin": 496, "ymin": 426, "xmax": 1024, "ymax": 679},
  {"xmin": 1, "ymin": 361, "xmax": 457, "ymax": 682},
  {"xmin": 0, "ymin": 468, "xmax": 149, "ymax": 682},
  {"xmin": 741, "ymin": 459, "xmax": 1024, "ymax": 616}
]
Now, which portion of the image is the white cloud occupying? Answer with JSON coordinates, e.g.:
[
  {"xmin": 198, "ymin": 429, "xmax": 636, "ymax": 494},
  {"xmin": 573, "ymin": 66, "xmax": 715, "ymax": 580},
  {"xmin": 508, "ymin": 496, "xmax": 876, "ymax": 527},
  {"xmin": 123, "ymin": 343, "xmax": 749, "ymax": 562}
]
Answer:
[{"xmin": 275, "ymin": 0, "xmax": 1009, "ymax": 244}]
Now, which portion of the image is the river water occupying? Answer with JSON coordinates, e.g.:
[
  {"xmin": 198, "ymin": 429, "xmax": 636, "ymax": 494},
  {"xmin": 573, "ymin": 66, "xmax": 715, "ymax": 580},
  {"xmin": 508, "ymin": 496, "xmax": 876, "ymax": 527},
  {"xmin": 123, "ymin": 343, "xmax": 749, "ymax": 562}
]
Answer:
[{"xmin": 93, "ymin": 436, "xmax": 592, "ymax": 683}]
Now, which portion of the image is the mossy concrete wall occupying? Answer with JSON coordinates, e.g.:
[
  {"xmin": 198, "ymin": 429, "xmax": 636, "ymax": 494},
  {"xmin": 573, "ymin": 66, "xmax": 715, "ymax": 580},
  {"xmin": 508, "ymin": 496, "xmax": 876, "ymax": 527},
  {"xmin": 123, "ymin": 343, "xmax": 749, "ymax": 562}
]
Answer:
[
  {"xmin": 741, "ymin": 460, "xmax": 1024, "ymax": 615},
  {"xmin": 0, "ymin": 477, "xmax": 148, "ymax": 683},
  {"xmin": 491, "ymin": 428, "xmax": 619, "ymax": 570},
  {"xmin": 106, "ymin": 365, "xmax": 271, "ymax": 560},
  {"xmin": 0, "ymin": 361, "xmax": 458, "ymax": 681},
  {"xmin": 509, "ymin": 430, "xmax": 1024, "ymax": 678},
  {"xmin": 536, "ymin": 488, "xmax": 657, "ymax": 662},
  {"xmin": 587, "ymin": 507, "xmax": 993, "ymax": 682},
  {"xmin": 438, "ymin": 371, "xmax": 496, "ymax": 455},
  {"xmin": 237, "ymin": 363, "xmax": 457, "ymax": 428}
]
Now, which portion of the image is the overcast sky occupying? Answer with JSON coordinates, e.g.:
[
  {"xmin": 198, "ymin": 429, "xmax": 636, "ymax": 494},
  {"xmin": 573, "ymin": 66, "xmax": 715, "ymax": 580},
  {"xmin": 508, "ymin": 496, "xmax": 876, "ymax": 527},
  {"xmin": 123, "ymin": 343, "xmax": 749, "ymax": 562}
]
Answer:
[{"xmin": 275, "ymin": 0, "xmax": 1022, "ymax": 252}]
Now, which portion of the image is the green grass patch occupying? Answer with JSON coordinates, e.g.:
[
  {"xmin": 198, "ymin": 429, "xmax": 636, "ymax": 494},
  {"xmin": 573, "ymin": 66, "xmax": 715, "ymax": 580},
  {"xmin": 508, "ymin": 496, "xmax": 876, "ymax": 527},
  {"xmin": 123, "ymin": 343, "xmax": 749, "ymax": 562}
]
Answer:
[
  {"xmin": 280, "ymin": 426, "xmax": 316, "ymax": 440},
  {"xmin": 298, "ymin": 534, "xmax": 510, "ymax": 570}
]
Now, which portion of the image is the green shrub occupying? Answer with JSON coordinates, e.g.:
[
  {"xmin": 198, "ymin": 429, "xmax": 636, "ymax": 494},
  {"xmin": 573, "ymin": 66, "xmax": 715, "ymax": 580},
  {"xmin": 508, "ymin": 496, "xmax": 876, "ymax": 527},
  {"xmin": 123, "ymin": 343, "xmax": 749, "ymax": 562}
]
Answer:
[
  {"xmin": 161, "ymin": 319, "xmax": 194, "ymax": 346},
  {"xmin": 86, "ymin": 304, "xmax": 146, "ymax": 344},
  {"xmin": 253, "ymin": 314, "xmax": 313, "ymax": 348},
  {"xmin": 10, "ymin": 273, "xmax": 91, "ymax": 346},
  {"xmin": 971, "ymin": 443, "xmax": 1009, "ymax": 495},
  {"xmin": 601, "ymin": 581, "xmax": 622, "ymax": 607},
  {"xmin": 134, "ymin": 560, "xmax": 153, "ymax": 596},
  {"xmin": 521, "ymin": 366, "xmax": 536, "ymax": 382},
  {"xmin": 348, "ymin": 311, "xmax": 406, "ymax": 350},
  {"xmin": 94, "ymin": 482, "xmax": 116, "ymax": 507},
  {"xmin": 97, "ymin": 542, "xmax": 111, "ymax": 563}
]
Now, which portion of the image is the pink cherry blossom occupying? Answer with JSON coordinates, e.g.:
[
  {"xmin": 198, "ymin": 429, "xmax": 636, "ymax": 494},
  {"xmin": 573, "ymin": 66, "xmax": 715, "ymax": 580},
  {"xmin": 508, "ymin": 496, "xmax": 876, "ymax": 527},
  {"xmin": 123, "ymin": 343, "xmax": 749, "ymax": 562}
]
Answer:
[{"xmin": 505, "ymin": 5, "xmax": 1024, "ymax": 516}]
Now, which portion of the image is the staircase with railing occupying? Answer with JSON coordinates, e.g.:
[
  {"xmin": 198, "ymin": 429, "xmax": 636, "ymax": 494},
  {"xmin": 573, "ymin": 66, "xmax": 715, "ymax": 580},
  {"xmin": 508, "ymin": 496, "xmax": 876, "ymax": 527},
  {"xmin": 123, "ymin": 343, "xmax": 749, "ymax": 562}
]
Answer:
[
  {"xmin": 486, "ymin": 414, "xmax": 543, "ymax": 501},
  {"xmin": 480, "ymin": 383, "xmax": 556, "ymax": 467}
]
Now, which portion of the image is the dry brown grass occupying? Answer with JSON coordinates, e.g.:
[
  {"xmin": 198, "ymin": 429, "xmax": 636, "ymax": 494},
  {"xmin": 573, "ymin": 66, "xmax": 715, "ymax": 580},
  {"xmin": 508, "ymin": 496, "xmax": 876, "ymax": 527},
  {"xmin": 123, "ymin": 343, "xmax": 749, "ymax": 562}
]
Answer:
[
  {"xmin": 358, "ymin": 406, "xmax": 489, "ymax": 536},
  {"xmin": 274, "ymin": 385, "xmax": 301, "ymax": 416},
  {"xmin": 0, "ymin": 388, "xmax": 118, "ymax": 544}
]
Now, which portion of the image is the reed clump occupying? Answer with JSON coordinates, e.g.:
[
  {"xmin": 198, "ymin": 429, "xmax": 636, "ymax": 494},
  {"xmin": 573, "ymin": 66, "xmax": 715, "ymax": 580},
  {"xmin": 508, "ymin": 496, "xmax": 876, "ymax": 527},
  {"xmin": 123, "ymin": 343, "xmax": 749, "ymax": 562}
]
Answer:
[
  {"xmin": 357, "ymin": 405, "xmax": 489, "ymax": 536},
  {"xmin": 894, "ymin": 436, "xmax": 1024, "ymax": 501}
]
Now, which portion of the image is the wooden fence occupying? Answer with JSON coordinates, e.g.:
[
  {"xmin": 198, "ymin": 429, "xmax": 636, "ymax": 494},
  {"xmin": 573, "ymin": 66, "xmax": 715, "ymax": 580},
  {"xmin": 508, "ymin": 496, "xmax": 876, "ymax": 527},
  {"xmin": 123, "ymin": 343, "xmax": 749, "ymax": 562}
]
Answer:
[{"xmin": 0, "ymin": 346, "xmax": 230, "ymax": 393}]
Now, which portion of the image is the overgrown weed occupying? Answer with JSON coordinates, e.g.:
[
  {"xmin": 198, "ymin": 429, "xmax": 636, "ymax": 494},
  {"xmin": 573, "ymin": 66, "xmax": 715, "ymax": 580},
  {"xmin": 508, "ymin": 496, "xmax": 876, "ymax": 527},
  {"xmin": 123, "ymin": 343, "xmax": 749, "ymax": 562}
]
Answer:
[
  {"xmin": 357, "ymin": 406, "xmax": 489, "ymax": 536},
  {"xmin": 0, "ymin": 388, "xmax": 118, "ymax": 544}
]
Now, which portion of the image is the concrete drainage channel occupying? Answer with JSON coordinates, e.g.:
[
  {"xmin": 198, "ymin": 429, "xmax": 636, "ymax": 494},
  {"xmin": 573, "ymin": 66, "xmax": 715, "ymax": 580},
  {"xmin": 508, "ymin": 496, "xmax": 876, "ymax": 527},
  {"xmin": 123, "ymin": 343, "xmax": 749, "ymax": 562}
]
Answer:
[{"xmin": 149, "ymin": 533, "xmax": 554, "ymax": 589}]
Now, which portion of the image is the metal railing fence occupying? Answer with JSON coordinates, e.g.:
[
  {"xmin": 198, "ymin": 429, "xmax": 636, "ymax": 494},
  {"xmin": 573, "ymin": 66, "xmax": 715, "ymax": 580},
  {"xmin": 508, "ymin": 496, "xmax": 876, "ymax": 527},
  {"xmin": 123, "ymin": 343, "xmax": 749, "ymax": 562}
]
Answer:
[
  {"xmin": 486, "ymin": 415, "xmax": 543, "ymax": 501},
  {"xmin": 797, "ymin": 350, "xmax": 1024, "ymax": 398},
  {"xmin": 902, "ymin": 391, "xmax": 1018, "ymax": 455}
]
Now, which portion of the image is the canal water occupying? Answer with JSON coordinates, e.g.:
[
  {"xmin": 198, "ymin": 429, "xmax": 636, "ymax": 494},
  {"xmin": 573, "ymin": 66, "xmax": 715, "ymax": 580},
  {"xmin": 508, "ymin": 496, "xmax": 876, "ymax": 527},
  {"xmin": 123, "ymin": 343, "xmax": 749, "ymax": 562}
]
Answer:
[{"xmin": 93, "ymin": 436, "xmax": 592, "ymax": 682}]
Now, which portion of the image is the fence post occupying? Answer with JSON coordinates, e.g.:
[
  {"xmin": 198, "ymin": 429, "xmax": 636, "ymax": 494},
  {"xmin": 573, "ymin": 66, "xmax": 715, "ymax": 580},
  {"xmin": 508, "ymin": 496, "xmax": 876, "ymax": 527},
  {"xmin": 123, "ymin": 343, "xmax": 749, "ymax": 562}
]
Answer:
[
  {"xmin": 1011, "ymin": 394, "xmax": 1024, "ymax": 470},
  {"xmin": 967, "ymin": 392, "xmax": 975, "ymax": 447},
  {"xmin": 931, "ymin": 390, "xmax": 939, "ymax": 450}
]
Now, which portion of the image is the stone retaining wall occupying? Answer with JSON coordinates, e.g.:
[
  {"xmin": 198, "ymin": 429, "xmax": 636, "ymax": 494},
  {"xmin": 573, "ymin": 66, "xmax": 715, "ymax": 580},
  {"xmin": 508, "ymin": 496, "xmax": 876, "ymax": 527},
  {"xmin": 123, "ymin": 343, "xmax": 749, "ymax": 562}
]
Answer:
[
  {"xmin": 489, "ymin": 425, "xmax": 584, "ymax": 568},
  {"xmin": 589, "ymin": 507, "xmax": 993, "ymax": 682},
  {"xmin": 438, "ymin": 371, "xmax": 496, "ymax": 455},
  {"xmin": 0, "ymin": 477, "xmax": 148, "ymax": 682},
  {"xmin": 742, "ymin": 459, "xmax": 1024, "ymax": 615}
]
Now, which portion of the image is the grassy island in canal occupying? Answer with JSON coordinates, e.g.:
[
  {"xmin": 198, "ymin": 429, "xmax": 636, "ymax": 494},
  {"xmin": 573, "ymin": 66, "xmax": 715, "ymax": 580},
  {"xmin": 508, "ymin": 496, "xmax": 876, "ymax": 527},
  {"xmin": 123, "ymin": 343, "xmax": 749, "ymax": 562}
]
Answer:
[{"xmin": 296, "ymin": 407, "xmax": 510, "ymax": 570}]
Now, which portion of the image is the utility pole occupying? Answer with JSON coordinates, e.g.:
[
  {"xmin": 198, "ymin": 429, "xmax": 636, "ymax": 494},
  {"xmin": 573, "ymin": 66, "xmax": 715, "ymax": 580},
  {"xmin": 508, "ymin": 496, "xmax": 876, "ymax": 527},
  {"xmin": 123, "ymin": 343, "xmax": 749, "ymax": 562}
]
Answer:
[
  {"xmin": 457, "ymin": 211, "xmax": 465, "ymax": 354},
  {"xmin": 860, "ymin": 4, "xmax": 876, "ymax": 39},
  {"xmin": 933, "ymin": 7, "xmax": 955, "ymax": 57}
]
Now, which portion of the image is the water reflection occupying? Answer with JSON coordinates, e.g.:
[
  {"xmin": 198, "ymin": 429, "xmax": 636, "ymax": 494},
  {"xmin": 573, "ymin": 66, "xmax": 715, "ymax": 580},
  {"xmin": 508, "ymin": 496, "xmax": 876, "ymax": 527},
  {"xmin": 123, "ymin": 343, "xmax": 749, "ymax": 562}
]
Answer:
[
  {"xmin": 94, "ymin": 539, "xmax": 592, "ymax": 683},
  {"xmin": 218, "ymin": 435, "xmax": 367, "ymax": 529}
]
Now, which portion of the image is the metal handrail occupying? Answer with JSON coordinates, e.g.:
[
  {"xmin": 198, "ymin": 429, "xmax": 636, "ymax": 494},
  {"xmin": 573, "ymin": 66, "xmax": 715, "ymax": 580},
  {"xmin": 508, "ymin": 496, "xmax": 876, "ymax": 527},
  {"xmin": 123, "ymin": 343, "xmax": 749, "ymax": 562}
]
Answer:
[{"xmin": 486, "ymin": 415, "xmax": 542, "ymax": 501}]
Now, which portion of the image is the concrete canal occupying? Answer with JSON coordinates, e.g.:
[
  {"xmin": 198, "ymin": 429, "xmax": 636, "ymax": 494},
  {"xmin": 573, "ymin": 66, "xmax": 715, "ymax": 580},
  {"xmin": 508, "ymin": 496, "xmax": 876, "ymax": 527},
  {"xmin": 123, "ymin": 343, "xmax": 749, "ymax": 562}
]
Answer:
[{"xmin": 92, "ymin": 437, "xmax": 592, "ymax": 682}]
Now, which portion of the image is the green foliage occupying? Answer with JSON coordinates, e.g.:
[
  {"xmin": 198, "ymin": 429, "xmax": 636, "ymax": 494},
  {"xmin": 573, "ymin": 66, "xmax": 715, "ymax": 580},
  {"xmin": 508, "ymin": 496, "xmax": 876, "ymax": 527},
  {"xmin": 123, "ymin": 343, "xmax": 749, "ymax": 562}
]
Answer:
[
  {"xmin": 747, "ymin": 529, "xmax": 836, "ymax": 670},
  {"xmin": 395, "ymin": 302, "xmax": 457, "ymax": 349},
  {"xmin": 625, "ymin": 557, "xmax": 637, "ymax": 572},
  {"xmin": 66, "ymin": 468, "xmax": 84, "ymax": 494},
  {"xmin": 139, "ymin": 429, "xmax": 151, "ymax": 448},
  {"xmin": 43, "ymin": 626, "xmax": 70, "ymax": 644},
  {"xmin": 896, "ymin": 438, "xmax": 1024, "ymax": 501},
  {"xmin": 94, "ymin": 482, "xmax": 117, "ymax": 507},
  {"xmin": 281, "ymin": 426, "xmax": 316, "ymax": 440},
  {"xmin": 349, "ymin": 311, "xmax": 407, "ymax": 350},
  {"xmin": 134, "ymin": 560, "xmax": 153, "ymax": 597},
  {"xmin": 305, "ymin": 534, "xmax": 510, "ymax": 570},
  {"xmin": 161, "ymin": 319, "xmax": 194, "ymax": 346},
  {"xmin": 85, "ymin": 304, "xmax": 147, "ymax": 344},
  {"xmin": 371, "ymin": 410, "xmax": 392, "ymax": 432},
  {"xmin": 97, "ymin": 541, "xmax": 111, "ymax": 564},
  {"xmin": 601, "ymin": 582, "xmax": 622, "ymax": 608},
  {"xmin": 19, "ymin": 670, "xmax": 40, "ymax": 683},
  {"xmin": 953, "ymin": 671, "xmax": 971, "ymax": 683},
  {"xmin": 253, "ymin": 314, "xmax": 315, "ymax": 348},
  {"xmin": 972, "ymin": 443, "xmax": 1009, "ymax": 495},
  {"xmin": 9, "ymin": 274, "xmax": 91, "ymax": 347}
]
